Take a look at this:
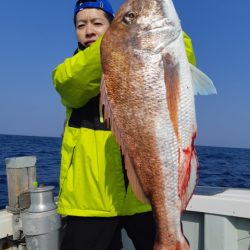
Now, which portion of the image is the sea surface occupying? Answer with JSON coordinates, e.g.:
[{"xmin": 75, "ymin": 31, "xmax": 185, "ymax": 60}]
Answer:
[{"xmin": 0, "ymin": 134, "xmax": 250, "ymax": 209}]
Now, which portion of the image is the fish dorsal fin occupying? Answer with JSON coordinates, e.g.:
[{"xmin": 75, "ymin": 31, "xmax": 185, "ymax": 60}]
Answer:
[
  {"xmin": 190, "ymin": 63, "xmax": 217, "ymax": 95},
  {"xmin": 124, "ymin": 154, "xmax": 149, "ymax": 204},
  {"xmin": 100, "ymin": 75, "xmax": 149, "ymax": 204}
]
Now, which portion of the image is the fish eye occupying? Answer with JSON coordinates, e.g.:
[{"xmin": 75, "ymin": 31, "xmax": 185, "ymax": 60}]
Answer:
[{"xmin": 123, "ymin": 11, "xmax": 137, "ymax": 25}]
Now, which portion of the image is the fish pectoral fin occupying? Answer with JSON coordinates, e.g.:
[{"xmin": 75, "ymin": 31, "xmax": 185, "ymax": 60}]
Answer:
[
  {"xmin": 190, "ymin": 63, "xmax": 217, "ymax": 95},
  {"xmin": 125, "ymin": 154, "xmax": 150, "ymax": 204},
  {"xmin": 162, "ymin": 53, "xmax": 181, "ymax": 139}
]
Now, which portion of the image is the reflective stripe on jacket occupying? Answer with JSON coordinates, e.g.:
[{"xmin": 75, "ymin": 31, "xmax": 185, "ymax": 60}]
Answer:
[{"xmin": 52, "ymin": 33, "xmax": 196, "ymax": 217}]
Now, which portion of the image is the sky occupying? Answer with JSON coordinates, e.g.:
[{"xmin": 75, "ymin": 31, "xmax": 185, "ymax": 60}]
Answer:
[{"xmin": 0, "ymin": 0, "xmax": 249, "ymax": 149}]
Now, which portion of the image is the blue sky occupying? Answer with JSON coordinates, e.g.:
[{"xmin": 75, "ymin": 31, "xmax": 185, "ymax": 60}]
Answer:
[{"xmin": 0, "ymin": 0, "xmax": 249, "ymax": 149}]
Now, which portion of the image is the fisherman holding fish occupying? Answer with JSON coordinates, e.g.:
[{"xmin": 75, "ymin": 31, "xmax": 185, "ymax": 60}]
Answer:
[{"xmin": 52, "ymin": 0, "xmax": 197, "ymax": 249}]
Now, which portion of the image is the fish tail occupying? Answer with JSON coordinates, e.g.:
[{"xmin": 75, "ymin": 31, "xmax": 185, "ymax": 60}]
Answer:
[
  {"xmin": 176, "ymin": 232, "xmax": 190, "ymax": 250},
  {"xmin": 153, "ymin": 243, "xmax": 189, "ymax": 250},
  {"xmin": 176, "ymin": 240, "xmax": 190, "ymax": 250},
  {"xmin": 153, "ymin": 236, "xmax": 189, "ymax": 250}
]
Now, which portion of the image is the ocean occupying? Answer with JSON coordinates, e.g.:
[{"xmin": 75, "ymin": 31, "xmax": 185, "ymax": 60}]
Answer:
[{"xmin": 0, "ymin": 134, "xmax": 250, "ymax": 209}]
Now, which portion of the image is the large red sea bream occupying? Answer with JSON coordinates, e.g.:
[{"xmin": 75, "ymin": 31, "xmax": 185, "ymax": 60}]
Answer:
[{"xmin": 100, "ymin": 0, "xmax": 216, "ymax": 249}]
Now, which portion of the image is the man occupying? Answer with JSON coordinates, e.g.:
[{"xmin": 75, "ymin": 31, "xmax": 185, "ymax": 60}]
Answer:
[{"xmin": 52, "ymin": 1, "xmax": 196, "ymax": 249}]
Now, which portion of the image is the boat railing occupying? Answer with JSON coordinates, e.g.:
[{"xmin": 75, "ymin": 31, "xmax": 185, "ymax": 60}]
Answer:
[{"xmin": 0, "ymin": 156, "xmax": 250, "ymax": 250}]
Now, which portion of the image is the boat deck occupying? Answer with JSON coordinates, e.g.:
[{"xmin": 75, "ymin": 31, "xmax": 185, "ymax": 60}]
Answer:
[{"xmin": 1, "ymin": 186, "xmax": 250, "ymax": 250}]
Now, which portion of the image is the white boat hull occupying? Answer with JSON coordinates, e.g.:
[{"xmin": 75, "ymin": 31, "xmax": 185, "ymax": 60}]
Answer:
[{"xmin": 1, "ymin": 186, "xmax": 250, "ymax": 250}]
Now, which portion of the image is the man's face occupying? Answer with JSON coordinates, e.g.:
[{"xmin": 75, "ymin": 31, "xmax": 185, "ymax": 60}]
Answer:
[{"xmin": 75, "ymin": 8, "xmax": 110, "ymax": 47}]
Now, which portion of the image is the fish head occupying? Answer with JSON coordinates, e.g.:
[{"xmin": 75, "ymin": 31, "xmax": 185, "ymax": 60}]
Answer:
[{"xmin": 101, "ymin": 0, "xmax": 182, "ymax": 61}]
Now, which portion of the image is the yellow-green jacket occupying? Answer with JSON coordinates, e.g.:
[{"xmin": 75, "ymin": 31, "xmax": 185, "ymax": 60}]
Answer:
[{"xmin": 52, "ymin": 33, "xmax": 196, "ymax": 217}]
